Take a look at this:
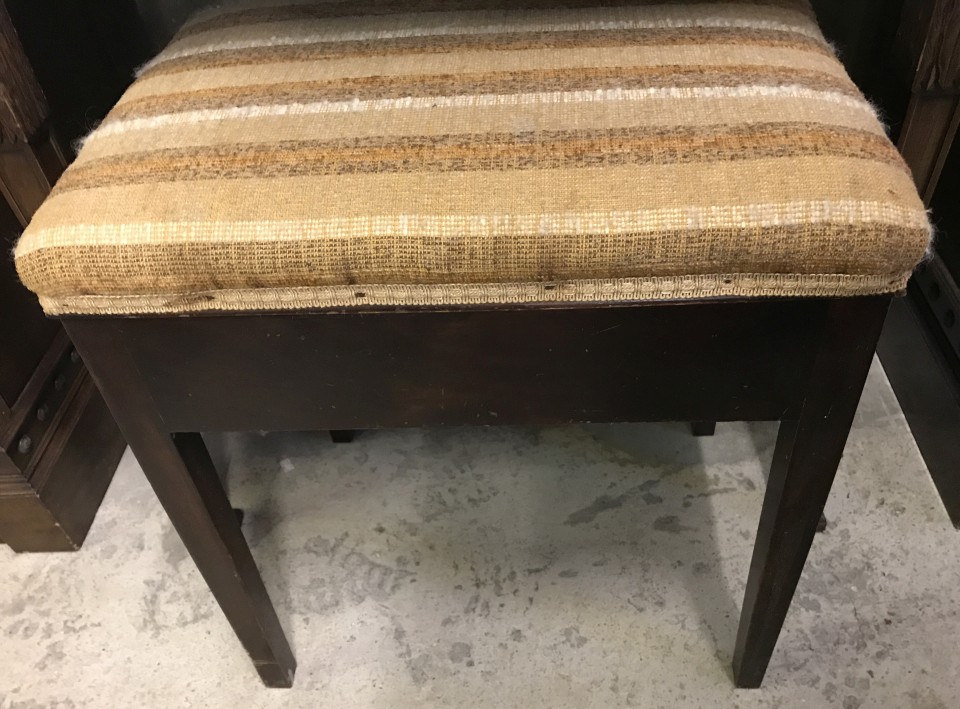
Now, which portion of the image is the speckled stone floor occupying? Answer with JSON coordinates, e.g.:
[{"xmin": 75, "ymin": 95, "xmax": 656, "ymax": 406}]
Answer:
[{"xmin": 1, "ymin": 359, "xmax": 958, "ymax": 708}]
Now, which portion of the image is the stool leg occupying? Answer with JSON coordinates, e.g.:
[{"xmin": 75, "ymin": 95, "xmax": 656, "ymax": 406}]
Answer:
[
  {"xmin": 732, "ymin": 297, "xmax": 889, "ymax": 688},
  {"xmin": 329, "ymin": 429, "xmax": 356, "ymax": 443},
  {"xmin": 690, "ymin": 421, "xmax": 716, "ymax": 436},
  {"xmin": 66, "ymin": 321, "xmax": 296, "ymax": 688}
]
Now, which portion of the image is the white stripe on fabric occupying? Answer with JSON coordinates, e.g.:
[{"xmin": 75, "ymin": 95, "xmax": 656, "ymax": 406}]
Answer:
[
  {"xmin": 142, "ymin": 16, "xmax": 822, "ymax": 74},
  {"xmin": 17, "ymin": 200, "xmax": 930, "ymax": 256},
  {"xmin": 87, "ymin": 86, "xmax": 875, "ymax": 144}
]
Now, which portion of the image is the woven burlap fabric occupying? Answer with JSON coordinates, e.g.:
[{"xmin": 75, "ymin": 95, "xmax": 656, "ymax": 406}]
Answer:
[{"xmin": 14, "ymin": 0, "xmax": 930, "ymax": 315}]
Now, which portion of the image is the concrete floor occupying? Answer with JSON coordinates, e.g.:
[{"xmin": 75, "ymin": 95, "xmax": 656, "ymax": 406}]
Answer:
[{"xmin": 1, "ymin": 359, "xmax": 958, "ymax": 707}]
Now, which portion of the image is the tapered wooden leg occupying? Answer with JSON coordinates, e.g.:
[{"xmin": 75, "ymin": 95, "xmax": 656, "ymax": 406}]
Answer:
[
  {"xmin": 690, "ymin": 421, "xmax": 716, "ymax": 436},
  {"xmin": 732, "ymin": 297, "xmax": 890, "ymax": 688},
  {"xmin": 329, "ymin": 429, "xmax": 356, "ymax": 443},
  {"xmin": 65, "ymin": 321, "xmax": 296, "ymax": 688}
]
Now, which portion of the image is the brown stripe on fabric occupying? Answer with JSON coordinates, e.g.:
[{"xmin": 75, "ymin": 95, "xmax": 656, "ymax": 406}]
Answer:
[
  {"xmin": 36, "ymin": 156, "xmax": 922, "ymax": 229},
  {"xmin": 114, "ymin": 64, "xmax": 856, "ymax": 121},
  {"xmin": 129, "ymin": 43, "xmax": 852, "ymax": 100},
  {"xmin": 177, "ymin": 0, "xmax": 817, "ymax": 39},
  {"xmin": 16, "ymin": 221, "xmax": 924, "ymax": 300},
  {"xmin": 143, "ymin": 26, "xmax": 832, "ymax": 78},
  {"xmin": 55, "ymin": 124, "xmax": 904, "ymax": 193}
]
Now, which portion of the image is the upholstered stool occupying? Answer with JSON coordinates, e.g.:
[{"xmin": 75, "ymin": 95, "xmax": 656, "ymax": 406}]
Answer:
[{"xmin": 15, "ymin": 0, "xmax": 929, "ymax": 688}]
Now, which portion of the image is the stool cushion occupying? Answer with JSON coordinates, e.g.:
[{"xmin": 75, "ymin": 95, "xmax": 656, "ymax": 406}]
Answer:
[{"xmin": 15, "ymin": 0, "xmax": 930, "ymax": 315}]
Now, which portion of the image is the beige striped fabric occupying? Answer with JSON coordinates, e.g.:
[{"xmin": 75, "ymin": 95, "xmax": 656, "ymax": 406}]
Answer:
[{"xmin": 15, "ymin": 0, "xmax": 930, "ymax": 315}]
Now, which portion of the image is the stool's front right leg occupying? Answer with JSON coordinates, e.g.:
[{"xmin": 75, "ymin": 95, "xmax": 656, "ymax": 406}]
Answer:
[{"xmin": 732, "ymin": 297, "xmax": 889, "ymax": 687}]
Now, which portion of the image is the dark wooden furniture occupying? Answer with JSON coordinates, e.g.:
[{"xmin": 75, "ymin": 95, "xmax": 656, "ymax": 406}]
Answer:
[
  {"xmin": 870, "ymin": 0, "xmax": 960, "ymax": 527},
  {"xmin": 0, "ymin": 3, "xmax": 125, "ymax": 551},
  {"xmin": 7, "ymin": 0, "xmax": 928, "ymax": 686},
  {"xmin": 64, "ymin": 295, "xmax": 890, "ymax": 688}
]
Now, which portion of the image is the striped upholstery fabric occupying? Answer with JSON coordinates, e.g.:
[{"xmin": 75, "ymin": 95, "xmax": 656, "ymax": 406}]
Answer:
[{"xmin": 15, "ymin": 0, "xmax": 930, "ymax": 315}]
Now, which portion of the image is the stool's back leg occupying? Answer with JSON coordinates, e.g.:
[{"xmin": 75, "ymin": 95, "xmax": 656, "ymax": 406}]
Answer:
[
  {"xmin": 732, "ymin": 296, "xmax": 890, "ymax": 687},
  {"xmin": 691, "ymin": 421, "xmax": 717, "ymax": 436},
  {"xmin": 64, "ymin": 319, "xmax": 296, "ymax": 688}
]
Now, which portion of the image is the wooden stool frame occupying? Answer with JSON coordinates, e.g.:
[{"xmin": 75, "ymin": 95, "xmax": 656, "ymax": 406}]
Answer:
[{"xmin": 63, "ymin": 294, "xmax": 891, "ymax": 688}]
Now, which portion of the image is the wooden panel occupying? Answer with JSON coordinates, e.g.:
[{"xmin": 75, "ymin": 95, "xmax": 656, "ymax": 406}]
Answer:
[
  {"xmin": 914, "ymin": 256, "xmax": 960, "ymax": 364},
  {"xmin": 0, "ymin": 191, "xmax": 57, "ymax": 408},
  {"xmin": 0, "ymin": 369, "xmax": 125, "ymax": 551},
  {"xmin": 72, "ymin": 299, "xmax": 839, "ymax": 433},
  {"xmin": 0, "ymin": 127, "xmax": 66, "ymax": 226},
  {"xmin": 0, "ymin": 451, "xmax": 61, "ymax": 549},
  {"xmin": 0, "ymin": 115, "xmax": 122, "ymax": 550},
  {"xmin": 898, "ymin": 93, "xmax": 960, "ymax": 202},
  {"xmin": 1, "ymin": 332, "xmax": 77, "ymax": 462},
  {"xmin": 895, "ymin": 0, "xmax": 960, "ymax": 91},
  {"xmin": 0, "ymin": 0, "xmax": 47, "ymax": 142},
  {"xmin": 879, "ymin": 290, "xmax": 960, "ymax": 527},
  {"xmin": 5, "ymin": 0, "xmax": 153, "ymax": 151},
  {"xmin": 0, "ymin": 127, "xmax": 69, "ymax": 407},
  {"xmin": 27, "ymin": 370, "xmax": 126, "ymax": 548},
  {"xmin": 0, "ymin": 142, "xmax": 50, "ymax": 225}
]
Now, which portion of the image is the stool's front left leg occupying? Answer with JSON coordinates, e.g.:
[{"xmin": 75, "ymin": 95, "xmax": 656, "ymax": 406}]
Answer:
[{"xmin": 65, "ymin": 320, "xmax": 296, "ymax": 688}]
